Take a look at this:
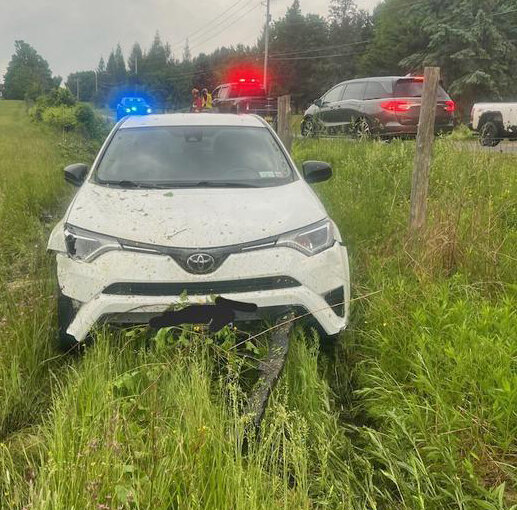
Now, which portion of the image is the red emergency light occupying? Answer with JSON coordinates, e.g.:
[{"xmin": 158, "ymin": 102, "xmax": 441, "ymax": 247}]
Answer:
[{"xmin": 225, "ymin": 64, "xmax": 264, "ymax": 87}]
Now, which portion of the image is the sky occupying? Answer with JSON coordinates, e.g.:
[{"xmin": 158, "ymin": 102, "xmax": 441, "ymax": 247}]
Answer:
[{"xmin": 0, "ymin": 0, "xmax": 381, "ymax": 81}]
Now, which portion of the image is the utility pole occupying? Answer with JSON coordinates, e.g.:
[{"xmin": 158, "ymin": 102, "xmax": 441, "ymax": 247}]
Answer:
[
  {"xmin": 94, "ymin": 70, "xmax": 98, "ymax": 93},
  {"xmin": 263, "ymin": 0, "xmax": 271, "ymax": 92},
  {"xmin": 76, "ymin": 77, "xmax": 80, "ymax": 101},
  {"xmin": 135, "ymin": 55, "xmax": 138, "ymax": 75}
]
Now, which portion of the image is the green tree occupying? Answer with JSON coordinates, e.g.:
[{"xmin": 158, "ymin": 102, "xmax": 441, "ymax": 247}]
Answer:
[
  {"xmin": 183, "ymin": 39, "xmax": 192, "ymax": 63},
  {"xmin": 3, "ymin": 40, "xmax": 55, "ymax": 100},
  {"xmin": 359, "ymin": 0, "xmax": 425, "ymax": 76},
  {"xmin": 141, "ymin": 32, "xmax": 173, "ymax": 105},
  {"xmin": 106, "ymin": 44, "xmax": 126, "ymax": 87},
  {"xmin": 402, "ymin": 0, "xmax": 517, "ymax": 113},
  {"xmin": 97, "ymin": 56, "xmax": 106, "ymax": 74},
  {"xmin": 144, "ymin": 32, "xmax": 172, "ymax": 70},
  {"xmin": 66, "ymin": 71, "xmax": 97, "ymax": 102},
  {"xmin": 128, "ymin": 43, "xmax": 143, "ymax": 76},
  {"xmin": 268, "ymin": 1, "xmax": 331, "ymax": 109},
  {"xmin": 327, "ymin": 0, "xmax": 373, "ymax": 83},
  {"xmin": 361, "ymin": 0, "xmax": 517, "ymax": 116}
]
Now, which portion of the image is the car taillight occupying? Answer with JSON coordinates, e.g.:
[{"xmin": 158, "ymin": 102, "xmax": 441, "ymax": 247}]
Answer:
[
  {"xmin": 445, "ymin": 100, "xmax": 456, "ymax": 113},
  {"xmin": 381, "ymin": 100, "xmax": 413, "ymax": 112}
]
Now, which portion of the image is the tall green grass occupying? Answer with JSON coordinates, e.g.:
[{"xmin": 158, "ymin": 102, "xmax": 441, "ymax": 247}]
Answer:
[
  {"xmin": 0, "ymin": 101, "xmax": 98, "ymax": 440},
  {"xmin": 296, "ymin": 138, "xmax": 516, "ymax": 508},
  {"xmin": 0, "ymin": 102, "xmax": 516, "ymax": 509}
]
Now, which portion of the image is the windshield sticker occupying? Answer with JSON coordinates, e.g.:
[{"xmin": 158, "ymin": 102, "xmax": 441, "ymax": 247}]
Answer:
[{"xmin": 259, "ymin": 171, "xmax": 275, "ymax": 178}]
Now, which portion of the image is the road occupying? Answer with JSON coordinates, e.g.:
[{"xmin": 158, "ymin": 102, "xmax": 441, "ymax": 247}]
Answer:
[{"xmin": 455, "ymin": 140, "xmax": 517, "ymax": 154}]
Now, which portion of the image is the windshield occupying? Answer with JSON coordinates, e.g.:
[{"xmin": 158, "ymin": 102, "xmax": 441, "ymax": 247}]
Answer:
[
  {"xmin": 122, "ymin": 98, "xmax": 146, "ymax": 105},
  {"xmin": 94, "ymin": 126, "xmax": 294, "ymax": 188},
  {"xmin": 394, "ymin": 79, "xmax": 449, "ymax": 99}
]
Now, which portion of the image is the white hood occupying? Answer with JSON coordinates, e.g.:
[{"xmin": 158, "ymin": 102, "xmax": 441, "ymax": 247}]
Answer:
[{"xmin": 66, "ymin": 180, "xmax": 326, "ymax": 248}]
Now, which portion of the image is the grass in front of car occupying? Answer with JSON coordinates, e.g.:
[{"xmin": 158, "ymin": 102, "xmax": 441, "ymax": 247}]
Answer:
[{"xmin": 0, "ymin": 100, "xmax": 516, "ymax": 509}]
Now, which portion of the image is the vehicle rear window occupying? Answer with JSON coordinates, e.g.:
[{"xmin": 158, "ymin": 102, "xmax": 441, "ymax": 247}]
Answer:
[
  {"xmin": 394, "ymin": 79, "xmax": 448, "ymax": 98},
  {"xmin": 232, "ymin": 83, "xmax": 266, "ymax": 98},
  {"xmin": 364, "ymin": 81, "xmax": 392, "ymax": 100},
  {"xmin": 95, "ymin": 126, "xmax": 294, "ymax": 188}
]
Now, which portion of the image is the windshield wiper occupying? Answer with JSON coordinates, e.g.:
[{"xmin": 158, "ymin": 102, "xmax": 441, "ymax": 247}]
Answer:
[
  {"xmin": 99, "ymin": 180, "xmax": 170, "ymax": 189},
  {"xmin": 98, "ymin": 179, "xmax": 262, "ymax": 189},
  {"xmin": 170, "ymin": 181, "xmax": 261, "ymax": 188}
]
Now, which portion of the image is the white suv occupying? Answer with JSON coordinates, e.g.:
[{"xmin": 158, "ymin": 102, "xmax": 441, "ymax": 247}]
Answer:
[{"xmin": 48, "ymin": 113, "xmax": 350, "ymax": 348}]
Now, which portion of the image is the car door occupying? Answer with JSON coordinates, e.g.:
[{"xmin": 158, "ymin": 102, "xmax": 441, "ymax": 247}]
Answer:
[
  {"xmin": 317, "ymin": 84, "xmax": 346, "ymax": 127},
  {"xmin": 213, "ymin": 85, "xmax": 231, "ymax": 112},
  {"xmin": 212, "ymin": 86, "xmax": 222, "ymax": 109},
  {"xmin": 334, "ymin": 82, "xmax": 366, "ymax": 128}
]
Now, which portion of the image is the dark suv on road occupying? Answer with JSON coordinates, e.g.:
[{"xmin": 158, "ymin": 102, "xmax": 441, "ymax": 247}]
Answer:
[
  {"xmin": 212, "ymin": 80, "xmax": 277, "ymax": 127},
  {"xmin": 301, "ymin": 76, "xmax": 455, "ymax": 138}
]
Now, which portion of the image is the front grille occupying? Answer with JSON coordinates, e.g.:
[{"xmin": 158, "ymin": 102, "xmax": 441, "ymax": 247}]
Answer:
[
  {"xmin": 103, "ymin": 276, "xmax": 301, "ymax": 296},
  {"xmin": 120, "ymin": 235, "xmax": 279, "ymax": 275}
]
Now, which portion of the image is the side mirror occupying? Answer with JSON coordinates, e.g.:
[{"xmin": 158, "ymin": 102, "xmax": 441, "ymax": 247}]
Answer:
[
  {"xmin": 64, "ymin": 163, "xmax": 88, "ymax": 186},
  {"xmin": 302, "ymin": 161, "xmax": 332, "ymax": 184},
  {"xmin": 314, "ymin": 98, "xmax": 323, "ymax": 107}
]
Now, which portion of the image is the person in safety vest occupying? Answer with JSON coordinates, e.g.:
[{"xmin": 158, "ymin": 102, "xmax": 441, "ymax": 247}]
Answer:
[
  {"xmin": 191, "ymin": 88, "xmax": 203, "ymax": 112},
  {"xmin": 202, "ymin": 88, "xmax": 213, "ymax": 110}
]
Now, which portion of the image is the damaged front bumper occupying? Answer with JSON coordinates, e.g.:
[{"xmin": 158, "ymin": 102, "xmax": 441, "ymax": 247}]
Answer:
[{"xmin": 56, "ymin": 243, "xmax": 350, "ymax": 343}]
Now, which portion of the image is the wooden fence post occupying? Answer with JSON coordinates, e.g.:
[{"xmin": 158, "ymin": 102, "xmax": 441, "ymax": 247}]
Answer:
[
  {"xmin": 409, "ymin": 67, "xmax": 440, "ymax": 232},
  {"xmin": 277, "ymin": 95, "xmax": 293, "ymax": 153}
]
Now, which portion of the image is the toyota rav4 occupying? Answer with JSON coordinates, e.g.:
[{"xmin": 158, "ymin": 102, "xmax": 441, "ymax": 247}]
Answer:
[{"xmin": 48, "ymin": 113, "xmax": 350, "ymax": 348}]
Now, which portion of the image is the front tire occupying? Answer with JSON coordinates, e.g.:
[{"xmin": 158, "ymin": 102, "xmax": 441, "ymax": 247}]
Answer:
[
  {"xmin": 480, "ymin": 121, "xmax": 501, "ymax": 147},
  {"xmin": 301, "ymin": 117, "xmax": 316, "ymax": 137}
]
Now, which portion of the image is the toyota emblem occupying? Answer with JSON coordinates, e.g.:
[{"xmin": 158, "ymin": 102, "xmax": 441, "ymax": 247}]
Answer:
[{"xmin": 186, "ymin": 253, "xmax": 216, "ymax": 274}]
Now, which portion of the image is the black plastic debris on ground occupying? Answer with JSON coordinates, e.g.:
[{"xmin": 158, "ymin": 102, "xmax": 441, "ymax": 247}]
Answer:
[{"xmin": 246, "ymin": 316, "xmax": 292, "ymax": 429}]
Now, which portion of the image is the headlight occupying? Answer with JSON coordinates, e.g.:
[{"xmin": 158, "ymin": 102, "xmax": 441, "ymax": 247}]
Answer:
[
  {"xmin": 64, "ymin": 225, "xmax": 120, "ymax": 262},
  {"xmin": 277, "ymin": 220, "xmax": 335, "ymax": 256},
  {"xmin": 125, "ymin": 108, "xmax": 131, "ymax": 113},
  {"xmin": 146, "ymin": 108, "xmax": 152, "ymax": 113}
]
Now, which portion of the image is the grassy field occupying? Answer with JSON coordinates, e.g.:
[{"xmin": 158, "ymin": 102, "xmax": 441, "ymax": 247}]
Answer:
[{"xmin": 0, "ymin": 100, "xmax": 516, "ymax": 509}]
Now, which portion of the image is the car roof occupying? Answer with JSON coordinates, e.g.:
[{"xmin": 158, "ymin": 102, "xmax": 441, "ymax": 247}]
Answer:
[
  {"xmin": 334, "ymin": 76, "xmax": 413, "ymax": 86},
  {"xmin": 120, "ymin": 113, "xmax": 266, "ymax": 129}
]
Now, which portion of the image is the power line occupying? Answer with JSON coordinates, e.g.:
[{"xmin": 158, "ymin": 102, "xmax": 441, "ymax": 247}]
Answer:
[
  {"xmin": 270, "ymin": 50, "xmax": 365, "ymax": 61},
  {"xmin": 176, "ymin": 0, "xmax": 260, "ymax": 50},
  {"xmin": 170, "ymin": 0, "xmax": 248, "ymax": 49},
  {"xmin": 269, "ymin": 39, "xmax": 370, "ymax": 58},
  {"xmin": 190, "ymin": 2, "xmax": 263, "ymax": 52},
  {"xmin": 189, "ymin": 2, "xmax": 259, "ymax": 48}
]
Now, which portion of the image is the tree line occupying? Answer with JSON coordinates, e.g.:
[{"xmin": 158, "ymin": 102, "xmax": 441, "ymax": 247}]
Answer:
[{"xmin": 2, "ymin": 0, "xmax": 516, "ymax": 117}]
